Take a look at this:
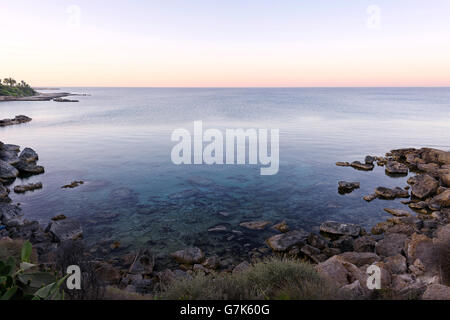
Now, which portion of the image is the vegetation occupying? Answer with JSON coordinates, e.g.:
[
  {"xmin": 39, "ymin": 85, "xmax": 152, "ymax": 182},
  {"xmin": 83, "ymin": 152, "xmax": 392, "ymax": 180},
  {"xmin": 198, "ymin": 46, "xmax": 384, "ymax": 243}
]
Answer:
[
  {"xmin": 160, "ymin": 257, "xmax": 338, "ymax": 300},
  {"xmin": 0, "ymin": 240, "xmax": 67, "ymax": 300},
  {"xmin": 0, "ymin": 77, "xmax": 36, "ymax": 97}
]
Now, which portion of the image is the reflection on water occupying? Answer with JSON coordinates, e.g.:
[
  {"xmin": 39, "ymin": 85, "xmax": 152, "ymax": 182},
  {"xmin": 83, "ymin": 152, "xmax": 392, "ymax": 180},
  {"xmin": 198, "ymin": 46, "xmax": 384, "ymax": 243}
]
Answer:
[{"xmin": 1, "ymin": 88, "xmax": 449, "ymax": 261}]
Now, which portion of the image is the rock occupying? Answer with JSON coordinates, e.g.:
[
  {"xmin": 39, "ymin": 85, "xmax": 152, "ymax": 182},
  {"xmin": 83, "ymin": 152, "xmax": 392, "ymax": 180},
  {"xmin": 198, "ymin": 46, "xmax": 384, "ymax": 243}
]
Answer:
[
  {"xmin": 62, "ymin": 181, "xmax": 84, "ymax": 189},
  {"xmin": 47, "ymin": 218, "xmax": 83, "ymax": 242},
  {"xmin": 335, "ymin": 162, "xmax": 350, "ymax": 167},
  {"xmin": 404, "ymin": 233, "xmax": 438, "ymax": 273},
  {"xmin": 203, "ymin": 256, "xmax": 220, "ymax": 270},
  {"xmin": 375, "ymin": 233, "xmax": 407, "ymax": 257},
  {"xmin": 383, "ymin": 254, "xmax": 407, "ymax": 274},
  {"xmin": 408, "ymin": 201, "xmax": 429, "ymax": 211},
  {"xmin": 0, "ymin": 160, "xmax": 19, "ymax": 179},
  {"xmin": 171, "ymin": 247, "xmax": 205, "ymax": 265},
  {"xmin": 422, "ymin": 284, "xmax": 450, "ymax": 300},
  {"xmin": 429, "ymin": 189, "xmax": 450, "ymax": 210},
  {"xmin": 13, "ymin": 182, "xmax": 43, "ymax": 193},
  {"xmin": 409, "ymin": 258, "xmax": 426, "ymax": 276},
  {"xmin": 316, "ymin": 255, "xmax": 367, "ymax": 288},
  {"xmin": 307, "ymin": 233, "xmax": 329, "ymax": 250},
  {"xmin": 371, "ymin": 221, "xmax": 394, "ymax": 235},
  {"xmin": 363, "ymin": 193, "xmax": 378, "ymax": 202},
  {"xmin": 0, "ymin": 203, "xmax": 24, "ymax": 227},
  {"xmin": 332, "ymin": 235, "xmax": 354, "ymax": 252},
  {"xmin": 0, "ymin": 115, "xmax": 32, "ymax": 127},
  {"xmin": 51, "ymin": 214, "xmax": 67, "ymax": 221},
  {"xmin": 420, "ymin": 148, "xmax": 450, "ymax": 166},
  {"xmin": 385, "ymin": 161, "xmax": 408, "ymax": 175},
  {"xmin": 266, "ymin": 229, "xmax": 309, "ymax": 252},
  {"xmin": 375, "ymin": 187, "xmax": 409, "ymax": 200},
  {"xmin": 232, "ymin": 261, "xmax": 251, "ymax": 274},
  {"xmin": 383, "ymin": 208, "xmax": 411, "ymax": 217},
  {"xmin": 337, "ymin": 252, "xmax": 380, "ymax": 267},
  {"xmin": 300, "ymin": 244, "xmax": 326, "ymax": 263},
  {"xmin": 240, "ymin": 221, "xmax": 271, "ymax": 230},
  {"xmin": 19, "ymin": 148, "xmax": 38, "ymax": 162},
  {"xmin": 338, "ymin": 181, "xmax": 360, "ymax": 194},
  {"xmin": 0, "ymin": 184, "xmax": 10, "ymax": 202},
  {"xmin": 350, "ymin": 161, "xmax": 374, "ymax": 171},
  {"xmin": 365, "ymin": 156, "xmax": 376, "ymax": 165},
  {"xmin": 338, "ymin": 280, "xmax": 369, "ymax": 300},
  {"xmin": 417, "ymin": 163, "xmax": 440, "ymax": 176},
  {"xmin": 0, "ymin": 150, "xmax": 19, "ymax": 166},
  {"xmin": 15, "ymin": 160, "xmax": 45, "ymax": 175},
  {"xmin": 272, "ymin": 221, "xmax": 289, "ymax": 233},
  {"xmin": 409, "ymin": 174, "xmax": 439, "ymax": 200},
  {"xmin": 320, "ymin": 221, "xmax": 363, "ymax": 237},
  {"xmin": 93, "ymin": 261, "xmax": 122, "ymax": 284},
  {"xmin": 353, "ymin": 236, "xmax": 376, "ymax": 253},
  {"xmin": 441, "ymin": 172, "xmax": 450, "ymax": 187}
]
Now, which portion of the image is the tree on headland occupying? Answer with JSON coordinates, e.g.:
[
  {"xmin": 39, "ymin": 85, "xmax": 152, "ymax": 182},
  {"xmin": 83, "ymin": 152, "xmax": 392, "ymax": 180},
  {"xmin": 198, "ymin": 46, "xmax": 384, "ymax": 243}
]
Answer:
[{"xmin": 0, "ymin": 77, "xmax": 36, "ymax": 97}]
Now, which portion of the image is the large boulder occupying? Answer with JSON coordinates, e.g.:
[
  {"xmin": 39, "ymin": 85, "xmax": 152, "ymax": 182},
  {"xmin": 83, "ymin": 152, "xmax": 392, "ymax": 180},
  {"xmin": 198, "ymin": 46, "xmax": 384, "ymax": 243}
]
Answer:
[
  {"xmin": 429, "ymin": 189, "xmax": 450, "ymax": 210},
  {"xmin": 422, "ymin": 284, "xmax": 450, "ymax": 300},
  {"xmin": 383, "ymin": 254, "xmax": 407, "ymax": 274},
  {"xmin": 404, "ymin": 233, "xmax": 439, "ymax": 274},
  {"xmin": 338, "ymin": 181, "xmax": 360, "ymax": 194},
  {"xmin": 375, "ymin": 233, "xmax": 407, "ymax": 257},
  {"xmin": 316, "ymin": 255, "xmax": 367, "ymax": 288},
  {"xmin": 0, "ymin": 160, "xmax": 19, "ymax": 179},
  {"xmin": 0, "ymin": 149, "xmax": 19, "ymax": 166},
  {"xmin": 337, "ymin": 252, "xmax": 380, "ymax": 267},
  {"xmin": 266, "ymin": 229, "xmax": 309, "ymax": 252},
  {"xmin": 420, "ymin": 148, "xmax": 450, "ymax": 166},
  {"xmin": 440, "ymin": 172, "xmax": 450, "ymax": 188},
  {"xmin": 409, "ymin": 174, "xmax": 439, "ymax": 200},
  {"xmin": 47, "ymin": 218, "xmax": 83, "ymax": 242},
  {"xmin": 15, "ymin": 160, "xmax": 45, "ymax": 175},
  {"xmin": 171, "ymin": 247, "xmax": 205, "ymax": 265},
  {"xmin": 320, "ymin": 221, "xmax": 363, "ymax": 237},
  {"xmin": 19, "ymin": 148, "xmax": 39, "ymax": 162}
]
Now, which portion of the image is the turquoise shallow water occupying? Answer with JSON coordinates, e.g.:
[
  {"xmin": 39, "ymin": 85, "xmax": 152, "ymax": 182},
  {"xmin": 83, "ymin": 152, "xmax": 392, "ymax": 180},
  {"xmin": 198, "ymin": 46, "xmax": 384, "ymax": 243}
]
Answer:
[{"xmin": 1, "ymin": 88, "xmax": 450, "ymax": 262}]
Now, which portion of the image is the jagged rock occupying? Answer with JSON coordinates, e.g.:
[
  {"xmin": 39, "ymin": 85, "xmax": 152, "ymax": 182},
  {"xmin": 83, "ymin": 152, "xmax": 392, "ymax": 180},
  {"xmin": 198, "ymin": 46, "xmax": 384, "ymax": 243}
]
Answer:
[
  {"xmin": 385, "ymin": 161, "xmax": 408, "ymax": 175},
  {"xmin": 383, "ymin": 254, "xmax": 407, "ymax": 274},
  {"xmin": 383, "ymin": 208, "xmax": 411, "ymax": 217},
  {"xmin": 307, "ymin": 233, "xmax": 329, "ymax": 250},
  {"xmin": 353, "ymin": 236, "xmax": 376, "ymax": 253},
  {"xmin": 429, "ymin": 189, "xmax": 450, "ymax": 210},
  {"xmin": 266, "ymin": 229, "xmax": 309, "ymax": 252},
  {"xmin": 320, "ymin": 221, "xmax": 363, "ymax": 237},
  {"xmin": 375, "ymin": 233, "xmax": 407, "ymax": 257},
  {"xmin": 375, "ymin": 187, "xmax": 409, "ymax": 200},
  {"xmin": 350, "ymin": 161, "xmax": 374, "ymax": 171},
  {"xmin": 338, "ymin": 181, "xmax": 360, "ymax": 194},
  {"xmin": 13, "ymin": 182, "xmax": 42, "ymax": 193},
  {"xmin": 171, "ymin": 247, "xmax": 205, "ymax": 265},
  {"xmin": 316, "ymin": 255, "xmax": 367, "ymax": 288},
  {"xmin": 19, "ymin": 148, "xmax": 38, "ymax": 162},
  {"xmin": 0, "ymin": 160, "xmax": 19, "ymax": 179},
  {"xmin": 409, "ymin": 174, "xmax": 439, "ymax": 200},
  {"xmin": 240, "ymin": 221, "xmax": 271, "ymax": 230},
  {"xmin": 422, "ymin": 284, "xmax": 450, "ymax": 300},
  {"xmin": 47, "ymin": 218, "xmax": 83, "ymax": 242},
  {"xmin": 337, "ymin": 252, "xmax": 380, "ymax": 267}
]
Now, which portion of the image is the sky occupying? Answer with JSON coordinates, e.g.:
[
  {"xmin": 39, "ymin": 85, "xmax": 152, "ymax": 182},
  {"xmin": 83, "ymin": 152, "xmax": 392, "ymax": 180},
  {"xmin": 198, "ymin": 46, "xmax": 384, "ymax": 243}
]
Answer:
[{"xmin": 1, "ymin": 0, "xmax": 450, "ymax": 87}]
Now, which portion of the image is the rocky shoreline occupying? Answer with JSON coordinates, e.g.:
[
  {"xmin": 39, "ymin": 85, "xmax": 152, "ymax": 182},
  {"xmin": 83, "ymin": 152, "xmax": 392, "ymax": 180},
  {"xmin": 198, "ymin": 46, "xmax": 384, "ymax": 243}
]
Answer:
[
  {"xmin": 0, "ymin": 142, "xmax": 449, "ymax": 299},
  {"xmin": 0, "ymin": 92, "xmax": 71, "ymax": 102}
]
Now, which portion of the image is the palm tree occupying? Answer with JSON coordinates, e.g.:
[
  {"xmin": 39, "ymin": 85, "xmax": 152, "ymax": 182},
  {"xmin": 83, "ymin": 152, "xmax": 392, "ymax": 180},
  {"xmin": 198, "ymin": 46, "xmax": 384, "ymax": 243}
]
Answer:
[{"xmin": 3, "ymin": 78, "xmax": 16, "ymax": 86}]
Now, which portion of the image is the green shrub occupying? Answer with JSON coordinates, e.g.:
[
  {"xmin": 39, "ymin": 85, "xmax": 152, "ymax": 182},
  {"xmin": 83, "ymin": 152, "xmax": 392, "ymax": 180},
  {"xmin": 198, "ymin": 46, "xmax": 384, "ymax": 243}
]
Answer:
[{"xmin": 160, "ymin": 257, "xmax": 338, "ymax": 300}]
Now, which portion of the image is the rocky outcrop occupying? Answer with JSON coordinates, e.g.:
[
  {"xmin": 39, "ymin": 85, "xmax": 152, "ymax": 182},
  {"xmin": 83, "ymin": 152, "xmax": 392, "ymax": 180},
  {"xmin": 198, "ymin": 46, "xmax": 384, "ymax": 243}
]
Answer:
[
  {"xmin": 320, "ymin": 221, "xmax": 364, "ymax": 237},
  {"xmin": 375, "ymin": 187, "xmax": 409, "ymax": 200},
  {"xmin": 338, "ymin": 181, "xmax": 360, "ymax": 194},
  {"xmin": 46, "ymin": 218, "xmax": 83, "ymax": 242},
  {"xmin": 13, "ymin": 182, "xmax": 43, "ymax": 194},
  {"xmin": 409, "ymin": 174, "xmax": 439, "ymax": 199},
  {"xmin": 385, "ymin": 161, "xmax": 408, "ymax": 175},
  {"xmin": 0, "ymin": 115, "xmax": 32, "ymax": 127}
]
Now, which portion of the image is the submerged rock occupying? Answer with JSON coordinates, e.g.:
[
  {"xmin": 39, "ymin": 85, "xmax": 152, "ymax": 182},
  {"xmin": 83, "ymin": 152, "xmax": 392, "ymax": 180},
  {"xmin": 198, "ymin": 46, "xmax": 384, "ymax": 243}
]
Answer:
[
  {"xmin": 320, "ymin": 221, "xmax": 363, "ymax": 237},
  {"xmin": 61, "ymin": 181, "xmax": 84, "ymax": 189},
  {"xmin": 240, "ymin": 221, "xmax": 271, "ymax": 230},
  {"xmin": 273, "ymin": 221, "xmax": 290, "ymax": 233},
  {"xmin": 171, "ymin": 247, "xmax": 205, "ymax": 265},
  {"xmin": 383, "ymin": 208, "xmax": 411, "ymax": 217},
  {"xmin": 266, "ymin": 229, "xmax": 309, "ymax": 252},
  {"xmin": 47, "ymin": 218, "xmax": 83, "ymax": 242}
]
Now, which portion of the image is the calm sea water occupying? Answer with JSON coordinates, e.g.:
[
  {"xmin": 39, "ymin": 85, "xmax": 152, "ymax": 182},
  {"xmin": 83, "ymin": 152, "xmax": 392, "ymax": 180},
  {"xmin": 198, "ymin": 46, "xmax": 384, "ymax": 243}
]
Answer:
[{"xmin": 1, "ymin": 88, "xmax": 450, "ymax": 263}]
